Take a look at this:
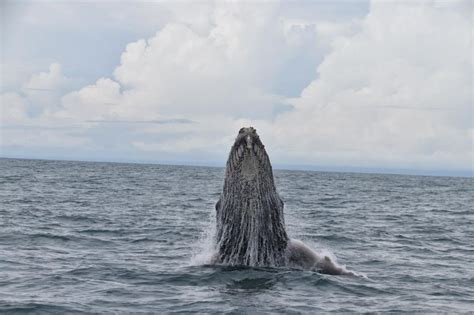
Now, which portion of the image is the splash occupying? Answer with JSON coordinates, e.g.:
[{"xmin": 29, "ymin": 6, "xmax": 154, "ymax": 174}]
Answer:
[{"xmin": 189, "ymin": 211, "xmax": 217, "ymax": 266}]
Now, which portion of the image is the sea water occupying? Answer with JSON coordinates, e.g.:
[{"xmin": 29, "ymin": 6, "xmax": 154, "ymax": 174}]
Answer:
[{"xmin": 0, "ymin": 158, "xmax": 473, "ymax": 313}]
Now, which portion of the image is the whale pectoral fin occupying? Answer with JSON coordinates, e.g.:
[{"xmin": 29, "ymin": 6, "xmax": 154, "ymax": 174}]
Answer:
[
  {"xmin": 319, "ymin": 256, "xmax": 342, "ymax": 275},
  {"xmin": 318, "ymin": 256, "xmax": 356, "ymax": 276},
  {"xmin": 215, "ymin": 198, "xmax": 221, "ymax": 212},
  {"xmin": 287, "ymin": 239, "xmax": 355, "ymax": 276},
  {"xmin": 287, "ymin": 239, "xmax": 319, "ymax": 269}
]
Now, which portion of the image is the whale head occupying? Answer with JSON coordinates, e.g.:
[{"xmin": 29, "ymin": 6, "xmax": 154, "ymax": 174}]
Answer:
[
  {"xmin": 224, "ymin": 127, "xmax": 272, "ymax": 184},
  {"xmin": 214, "ymin": 127, "xmax": 289, "ymax": 266}
]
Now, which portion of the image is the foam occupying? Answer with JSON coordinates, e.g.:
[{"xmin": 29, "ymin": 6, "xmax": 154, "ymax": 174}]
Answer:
[{"xmin": 189, "ymin": 212, "xmax": 217, "ymax": 266}]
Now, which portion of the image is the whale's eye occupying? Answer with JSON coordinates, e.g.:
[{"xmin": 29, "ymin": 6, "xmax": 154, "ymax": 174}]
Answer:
[{"xmin": 239, "ymin": 128, "xmax": 245, "ymax": 134}]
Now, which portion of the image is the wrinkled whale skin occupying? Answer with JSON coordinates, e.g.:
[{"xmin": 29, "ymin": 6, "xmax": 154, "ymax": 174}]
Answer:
[
  {"xmin": 214, "ymin": 127, "xmax": 288, "ymax": 266},
  {"xmin": 213, "ymin": 127, "xmax": 354, "ymax": 276}
]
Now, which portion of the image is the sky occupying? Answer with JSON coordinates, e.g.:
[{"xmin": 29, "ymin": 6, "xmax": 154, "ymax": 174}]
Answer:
[{"xmin": 1, "ymin": 0, "xmax": 473, "ymax": 176}]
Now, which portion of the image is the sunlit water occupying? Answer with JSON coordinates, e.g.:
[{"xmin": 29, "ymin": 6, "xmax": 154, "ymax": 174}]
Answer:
[{"xmin": 1, "ymin": 158, "xmax": 473, "ymax": 313}]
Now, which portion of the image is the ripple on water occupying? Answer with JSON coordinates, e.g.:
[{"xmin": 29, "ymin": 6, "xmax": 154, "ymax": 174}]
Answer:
[{"xmin": 0, "ymin": 158, "xmax": 472, "ymax": 313}]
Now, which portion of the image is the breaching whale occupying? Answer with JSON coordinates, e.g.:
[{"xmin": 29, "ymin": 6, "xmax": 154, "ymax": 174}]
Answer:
[{"xmin": 212, "ymin": 127, "xmax": 355, "ymax": 275}]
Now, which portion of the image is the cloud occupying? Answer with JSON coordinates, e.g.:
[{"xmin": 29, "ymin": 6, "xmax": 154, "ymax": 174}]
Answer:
[
  {"xmin": 1, "ymin": 63, "xmax": 91, "ymax": 151},
  {"xmin": 85, "ymin": 119, "xmax": 195, "ymax": 125},
  {"xmin": 58, "ymin": 78, "xmax": 122, "ymax": 121},
  {"xmin": 272, "ymin": 0, "xmax": 473, "ymax": 170},
  {"xmin": 1, "ymin": 62, "xmax": 75, "ymax": 121},
  {"xmin": 1, "ymin": 1, "xmax": 471, "ymax": 173},
  {"xmin": 1, "ymin": 1, "xmax": 174, "ymax": 92},
  {"xmin": 1, "ymin": 92, "xmax": 29, "ymax": 124},
  {"xmin": 23, "ymin": 63, "xmax": 76, "ymax": 115},
  {"xmin": 57, "ymin": 1, "xmax": 361, "ymax": 123}
]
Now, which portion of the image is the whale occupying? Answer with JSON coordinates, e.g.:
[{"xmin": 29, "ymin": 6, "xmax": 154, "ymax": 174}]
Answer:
[{"xmin": 212, "ymin": 127, "xmax": 355, "ymax": 275}]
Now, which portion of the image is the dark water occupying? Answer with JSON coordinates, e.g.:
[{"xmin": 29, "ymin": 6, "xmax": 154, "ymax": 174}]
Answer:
[{"xmin": 1, "ymin": 158, "xmax": 473, "ymax": 313}]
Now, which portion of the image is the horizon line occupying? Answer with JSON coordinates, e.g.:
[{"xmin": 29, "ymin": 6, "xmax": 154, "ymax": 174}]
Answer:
[{"xmin": 1, "ymin": 155, "xmax": 472, "ymax": 178}]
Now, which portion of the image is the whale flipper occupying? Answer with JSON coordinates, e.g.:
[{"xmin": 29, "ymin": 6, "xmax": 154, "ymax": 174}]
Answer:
[{"xmin": 287, "ymin": 239, "xmax": 356, "ymax": 276}]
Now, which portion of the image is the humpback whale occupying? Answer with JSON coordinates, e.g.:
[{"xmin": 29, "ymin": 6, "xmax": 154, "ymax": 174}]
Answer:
[{"xmin": 213, "ymin": 127, "xmax": 354, "ymax": 275}]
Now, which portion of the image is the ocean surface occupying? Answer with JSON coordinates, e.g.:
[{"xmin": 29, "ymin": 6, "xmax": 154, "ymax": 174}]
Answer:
[{"xmin": 1, "ymin": 158, "xmax": 473, "ymax": 313}]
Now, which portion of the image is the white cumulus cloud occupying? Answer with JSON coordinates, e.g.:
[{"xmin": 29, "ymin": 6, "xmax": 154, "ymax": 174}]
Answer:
[
  {"xmin": 272, "ymin": 0, "xmax": 473, "ymax": 171},
  {"xmin": 1, "ymin": 0, "xmax": 472, "ymax": 173}
]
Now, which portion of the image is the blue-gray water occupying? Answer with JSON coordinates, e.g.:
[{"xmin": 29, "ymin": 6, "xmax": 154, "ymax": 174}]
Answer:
[{"xmin": 1, "ymin": 158, "xmax": 473, "ymax": 313}]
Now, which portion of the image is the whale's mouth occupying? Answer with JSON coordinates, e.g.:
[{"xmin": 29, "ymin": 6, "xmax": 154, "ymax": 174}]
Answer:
[
  {"xmin": 236, "ymin": 127, "xmax": 259, "ymax": 150},
  {"xmin": 226, "ymin": 127, "xmax": 269, "ymax": 178}
]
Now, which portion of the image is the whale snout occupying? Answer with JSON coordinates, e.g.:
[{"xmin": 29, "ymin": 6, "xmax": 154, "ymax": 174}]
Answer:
[
  {"xmin": 233, "ymin": 127, "xmax": 266, "ymax": 158},
  {"xmin": 237, "ymin": 127, "xmax": 258, "ymax": 149},
  {"xmin": 225, "ymin": 126, "xmax": 270, "ymax": 174},
  {"xmin": 245, "ymin": 135, "xmax": 253, "ymax": 150}
]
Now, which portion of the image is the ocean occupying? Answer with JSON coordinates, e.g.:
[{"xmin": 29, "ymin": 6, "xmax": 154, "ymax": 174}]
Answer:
[{"xmin": 0, "ymin": 158, "xmax": 473, "ymax": 313}]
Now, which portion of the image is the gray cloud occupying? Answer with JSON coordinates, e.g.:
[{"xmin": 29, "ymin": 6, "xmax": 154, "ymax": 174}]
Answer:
[{"xmin": 85, "ymin": 119, "xmax": 196, "ymax": 125}]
